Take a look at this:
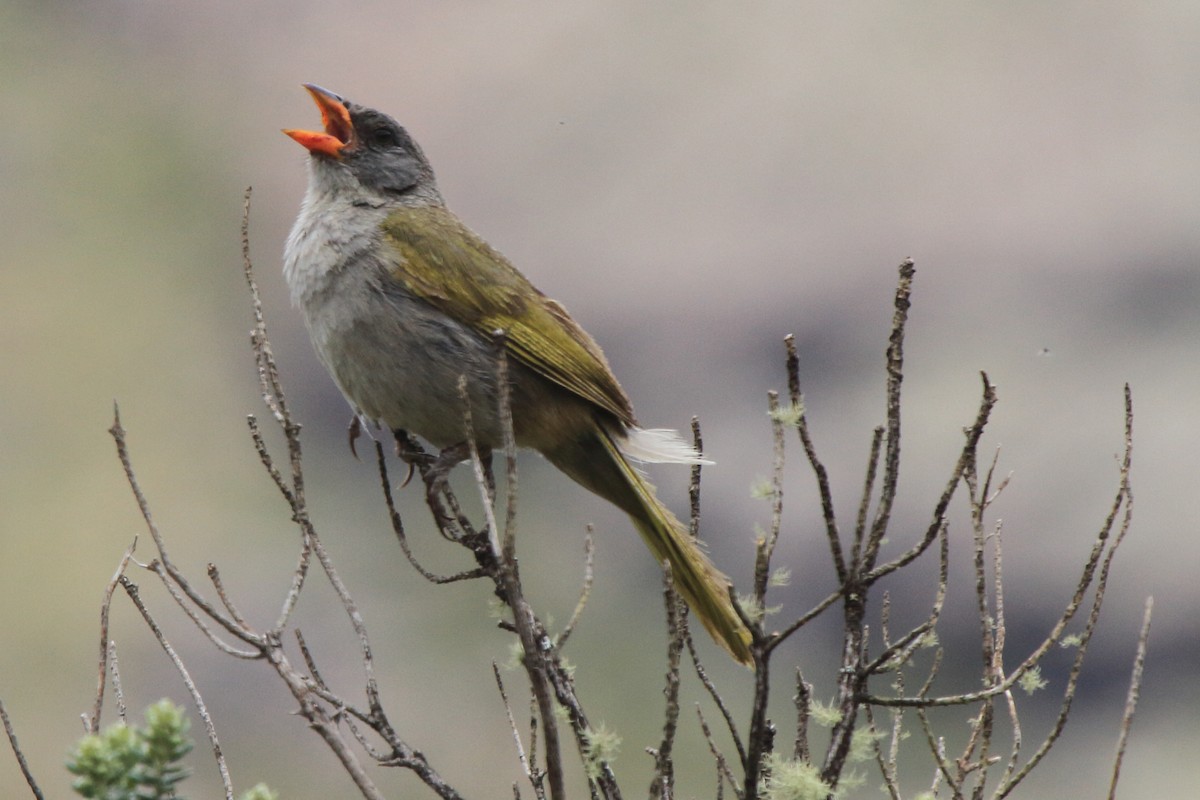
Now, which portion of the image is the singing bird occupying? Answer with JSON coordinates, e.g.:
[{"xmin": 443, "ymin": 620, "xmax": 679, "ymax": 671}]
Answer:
[{"xmin": 283, "ymin": 84, "xmax": 751, "ymax": 664}]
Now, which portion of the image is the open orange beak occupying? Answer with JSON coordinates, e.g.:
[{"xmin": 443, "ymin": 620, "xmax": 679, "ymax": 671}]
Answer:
[{"xmin": 283, "ymin": 84, "xmax": 354, "ymax": 158}]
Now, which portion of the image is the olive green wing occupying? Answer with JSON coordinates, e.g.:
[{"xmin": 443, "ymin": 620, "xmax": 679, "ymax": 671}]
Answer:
[{"xmin": 381, "ymin": 206, "xmax": 635, "ymax": 426}]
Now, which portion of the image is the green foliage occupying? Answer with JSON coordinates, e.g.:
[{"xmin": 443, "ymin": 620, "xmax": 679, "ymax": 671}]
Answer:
[
  {"xmin": 581, "ymin": 722, "xmax": 621, "ymax": 779},
  {"xmin": 66, "ymin": 701, "xmax": 278, "ymax": 800},
  {"xmin": 736, "ymin": 593, "xmax": 766, "ymax": 624},
  {"xmin": 67, "ymin": 699, "xmax": 193, "ymax": 800},
  {"xmin": 240, "ymin": 784, "xmax": 279, "ymax": 800},
  {"xmin": 1019, "ymin": 665, "xmax": 1048, "ymax": 695},
  {"xmin": 759, "ymin": 754, "xmax": 832, "ymax": 800},
  {"xmin": 808, "ymin": 699, "xmax": 843, "ymax": 728},
  {"xmin": 750, "ymin": 479, "xmax": 775, "ymax": 499},
  {"xmin": 768, "ymin": 401, "xmax": 806, "ymax": 427},
  {"xmin": 846, "ymin": 725, "xmax": 885, "ymax": 764}
]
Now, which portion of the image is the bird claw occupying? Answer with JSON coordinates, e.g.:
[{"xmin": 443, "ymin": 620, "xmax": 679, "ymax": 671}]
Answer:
[
  {"xmin": 399, "ymin": 461, "xmax": 415, "ymax": 488},
  {"xmin": 347, "ymin": 416, "xmax": 363, "ymax": 459}
]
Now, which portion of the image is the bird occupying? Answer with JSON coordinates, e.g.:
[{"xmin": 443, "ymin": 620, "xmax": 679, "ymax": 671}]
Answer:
[{"xmin": 282, "ymin": 84, "xmax": 752, "ymax": 665}]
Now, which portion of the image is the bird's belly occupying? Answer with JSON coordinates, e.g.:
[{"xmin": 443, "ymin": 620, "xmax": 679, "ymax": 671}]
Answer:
[{"xmin": 305, "ymin": 281, "xmax": 505, "ymax": 448}]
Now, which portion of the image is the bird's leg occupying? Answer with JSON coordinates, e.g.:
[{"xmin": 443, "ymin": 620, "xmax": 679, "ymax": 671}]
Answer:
[
  {"xmin": 391, "ymin": 429, "xmax": 421, "ymax": 488},
  {"xmin": 392, "ymin": 432, "xmax": 481, "ymax": 541},
  {"xmin": 428, "ymin": 441, "xmax": 474, "ymax": 491},
  {"xmin": 347, "ymin": 415, "xmax": 363, "ymax": 459}
]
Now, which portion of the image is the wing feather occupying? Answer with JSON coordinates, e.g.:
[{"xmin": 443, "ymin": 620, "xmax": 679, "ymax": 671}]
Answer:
[{"xmin": 380, "ymin": 206, "xmax": 636, "ymax": 426}]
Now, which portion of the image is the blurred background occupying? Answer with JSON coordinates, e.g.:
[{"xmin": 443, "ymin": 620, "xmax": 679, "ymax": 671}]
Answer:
[{"xmin": 2, "ymin": 1, "xmax": 1196, "ymax": 797}]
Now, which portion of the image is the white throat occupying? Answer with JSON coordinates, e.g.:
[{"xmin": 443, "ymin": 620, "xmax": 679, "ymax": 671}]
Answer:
[{"xmin": 283, "ymin": 175, "xmax": 389, "ymax": 307}]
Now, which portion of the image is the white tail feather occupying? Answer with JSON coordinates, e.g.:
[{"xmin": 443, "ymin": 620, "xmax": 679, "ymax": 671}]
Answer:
[{"xmin": 618, "ymin": 427, "xmax": 714, "ymax": 465}]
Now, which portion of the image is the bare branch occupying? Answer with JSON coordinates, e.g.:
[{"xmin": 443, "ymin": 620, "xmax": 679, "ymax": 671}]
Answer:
[
  {"xmin": 689, "ymin": 417, "xmax": 704, "ymax": 540},
  {"xmin": 87, "ymin": 532, "xmax": 137, "ymax": 733},
  {"xmin": 849, "ymin": 427, "xmax": 884, "ymax": 571},
  {"xmin": 374, "ymin": 441, "xmax": 485, "ymax": 584},
  {"xmin": 867, "ymin": 371, "xmax": 996, "ymax": 583},
  {"xmin": 120, "ymin": 576, "xmax": 234, "ymax": 800},
  {"xmin": 792, "ymin": 669, "xmax": 811, "ymax": 762},
  {"xmin": 109, "ymin": 405, "xmax": 248, "ymax": 643},
  {"xmin": 0, "ymin": 699, "xmax": 44, "ymax": 800},
  {"xmin": 495, "ymin": 662, "xmax": 544, "ymax": 800},
  {"xmin": 144, "ymin": 560, "xmax": 260, "ymax": 657},
  {"xmin": 649, "ymin": 566, "xmax": 685, "ymax": 800},
  {"xmin": 753, "ymin": 391, "xmax": 787, "ymax": 603},
  {"xmin": 784, "ymin": 334, "xmax": 846, "ymax": 584},
  {"xmin": 686, "ymin": 622, "xmax": 747, "ymax": 768},
  {"xmin": 765, "ymin": 587, "xmax": 842, "ymax": 653},
  {"xmin": 696, "ymin": 705, "xmax": 742, "ymax": 800},
  {"xmin": 1108, "ymin": 596, "xmax": 1154, "ymax": 800},
  {"xmin": 556, "ymin": 532, "xmax": 596, "ymax": 650},
  {"xmin": 107, "ymin": 641, "xmax": 128, "ymax": 724},
  {"xmin": 861, "ymin": 259, "xmax": 916, "ymax": 574}
]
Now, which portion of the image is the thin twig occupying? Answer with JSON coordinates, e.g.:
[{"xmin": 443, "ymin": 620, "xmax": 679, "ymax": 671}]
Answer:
[
  {"xmin": 87, "ymin": 532, "xmax": 137, "ymax": 733},
  {"xmin": 109, "ymin": 406, "xmax": 246, "ymax": 642},
  {"xmin": 860, "ymin": 259, "xmax": 915, "ymax": 573},
  {"xmin": 107, "ymin": 641, "xmax": 128, "ymax": 724},
  {"xmin": 1, "ymin": 699, "xmax": 44, "ymax": 800},
  {"xmin": 463, "ymin": 340, "xmax": 569, "ymax": 800},
  {"xmin": 685, "ymin": 626, "xmax": 747, "ymax": 766},
  {"xmin": 120, "ymin": 576, "xmax": 234, "ymax": 800},
  {"xmin": 849, "ymin": 427, "xmax": 884, "ymax": 571},
  {"xmin": 495, "ymin": 663, "xmax": 543, "ymax": 799},
  {"xmin": 696, "ymin": 705, "xmax": 742, "ymax": 800},
  {"xmin": 753, "ymin": 391, "xmax": 786, "ymax": 602},
  {"xmin": 556, "ymin": 532, "xmax": 596, "ymax": 650},
  {"xmin": 1108, "ymin": 596, "xmax": 1153, "ymax": 800},
  {"xmin": 792, "ymin": 669, "xmax": 811, "ymax": 762},
  {"xmin": 650, "ymin": 565, "xmax": 685, "ymax": 800},
  {"xmin": 867, "ymin": 371, "xmax": 996, "ymax": 583},
  {"xmin": 862, "ymin": 703, "xmax": 901, "ymax": 800},
  {"xmin": 374, "ymin": 441, "xmax": 485, "ymax": 583},
  {"xmin": 146, "ymin": 560, "xmax": 261, "ymax": 657},
  {"xmin": 689, "ymin": 418, "xmax": 704, "ymax": 540},
  {"xmin": 784, "ymin": 334, "xmax": 846, "ymax": 584},
  {"xmin": 765, "ymin": 587, "xmax": 842, "ymax": 653}
]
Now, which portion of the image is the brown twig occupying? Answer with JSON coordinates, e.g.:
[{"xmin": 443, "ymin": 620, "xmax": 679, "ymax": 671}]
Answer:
[
  {"xmin": 556, "ymin": 532, "xmax": 596, "ymax": 650},
  {"xmin": 120, "ymin": 576, "xmax": 234, "ymax": 800},
  {"xmin": 686, "ymin": 622, "xmax": 747, "ymax": 767},
  {"xmin": 860, "ymin": 259, "xmax": 915, "ymax": 574},
  {"xmin": 0, "ymin": 699, "xmax": 44, "ymax": 800},
  {"xmin": 495, "ymin": 662, "xmax": 545, "ymax": 800},
  {"xmin": 455, "ymin": 361, "xmax": 568, "ymax": 800},
  {"xmin": 753, "ymin": 391, "xmax": 787, "ymax": 603},
  {"xmin": 818, "ymin": 262, "xmax": 918, "ymax": 789},
  {"xmin": 689, "ymin": 417, "xmax": 704, "ymax": 540},
  {"xmin": 108, "ymin": 641, "xmax": 128, "ymax": 724},
  {"xmin": 1108, "ymin": 596, "xmax": 1153, "ymax": 800},
  {"xmin": 649, "ymin": 565, "xmax": 685, "ymax": 800},
  {"xmin": 87, "ymin": 532, "xmax": 137, "ymax": 733},
  {"xmin": 374, "ymin": 441, "xmax": 485, "ymax": 583},
  {"xmin": 696, "ymin": 705, "xmax": 742, "ymax": 800},
  {"xmin": 147, "ymin": 560, "xmax": 260, "ymax": 658},
  {"xmin": 866, "ymin": 371, "xmax": 996, "ymax": 584},
  {"xmin": 791, "ymin": 669, "xmax": 811, "ymax": 762},
  {"xmin": 784, "ymin": 334, "xmax": 846, "ymax": 584}
]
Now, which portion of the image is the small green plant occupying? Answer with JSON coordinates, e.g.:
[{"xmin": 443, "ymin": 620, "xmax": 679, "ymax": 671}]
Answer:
[
  {"xmin": 67, "ymin": 699, "xmax": 193, "ymax": 800},
  {"xmin": 66, "ymin": 701, "xmax": 277, "ymax": 800}
]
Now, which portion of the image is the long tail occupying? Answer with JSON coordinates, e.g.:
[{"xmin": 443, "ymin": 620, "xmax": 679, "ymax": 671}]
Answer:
[{"xmin": 544, "ymin": 427, "xmax": 753, "ymax": 666}]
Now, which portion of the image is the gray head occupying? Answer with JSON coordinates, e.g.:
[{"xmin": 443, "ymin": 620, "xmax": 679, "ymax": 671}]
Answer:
[{"xmin": 284, "ymin": 84, "xmax": 443, "ymax": 205}]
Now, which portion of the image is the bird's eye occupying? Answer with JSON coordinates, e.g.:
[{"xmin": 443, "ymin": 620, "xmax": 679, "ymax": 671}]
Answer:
[{"xmin": 368, "ymin": 127, "xmax": 400, "ymax": 149}]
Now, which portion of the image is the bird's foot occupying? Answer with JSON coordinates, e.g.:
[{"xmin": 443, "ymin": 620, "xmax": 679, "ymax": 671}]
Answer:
[
  {"xmin": 347, "ymin": 415, "xmax": 363, "ymax": 459},
  {"xmin": 391, "ymin": 429, "xmax": 420, "ymax": 487}
]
